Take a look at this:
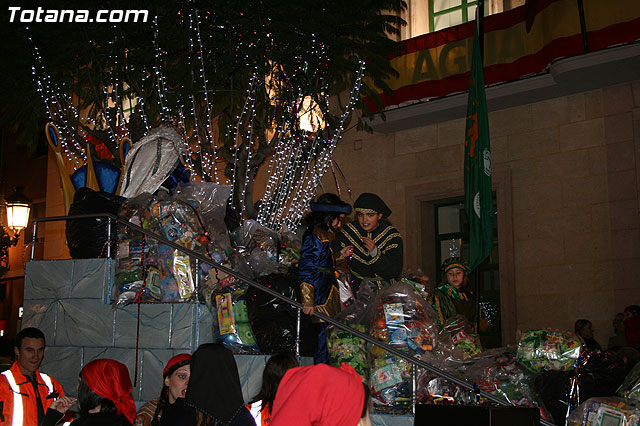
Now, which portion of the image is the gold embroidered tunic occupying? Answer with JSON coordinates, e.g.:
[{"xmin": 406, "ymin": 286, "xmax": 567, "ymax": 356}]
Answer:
[{"xmin": 332, "ymin": 220, "xmax": 403, "ymax": 288}]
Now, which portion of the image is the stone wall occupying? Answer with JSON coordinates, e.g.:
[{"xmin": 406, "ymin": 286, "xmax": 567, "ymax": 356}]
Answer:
[{"xmin": 323, "ymin": 81, "xmax": 640, "ymax": 346}]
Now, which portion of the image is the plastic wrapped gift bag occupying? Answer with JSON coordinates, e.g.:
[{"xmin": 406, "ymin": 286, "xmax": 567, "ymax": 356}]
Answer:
[
  {"xmin": 211, "ymin": 284, "xmax": 260, "ymax": 354},
  {"xmin": 517, "ymin": 328, "xmax": 583, "ymax": 373},
  {"xmin": 369, "ymin": 354, "xmax": 413, "ymax": 414},
  {"xmin": 567, "ymin": 397, "xmax": 640, "ymax": 426},
  {"xmin": 437, "ymin": 315, "xmax": 483, "ymax": 361},
  {"xmin": 327, "ymin": 300, "xmax": 371, "ymax": 382},
  {"xmin": 464, "ymin": 346, "xmax": 553, "ymax": 421},
  {"xmin": 618, "ymin": 361, "xmax": 640, "ymax": 402},
  {"xmin": 367, "ymin": 281, "xmax": 439, "ymax": 413},
  {"xmin": 369, "ymin": 280, "xmax": 439, "ymax": 358}
]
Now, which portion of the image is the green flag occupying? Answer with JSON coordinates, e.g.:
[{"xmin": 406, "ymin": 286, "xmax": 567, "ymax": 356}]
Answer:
[{"xmin": 464, "ymin": 28, "xmax": 493, "ymax": 272}]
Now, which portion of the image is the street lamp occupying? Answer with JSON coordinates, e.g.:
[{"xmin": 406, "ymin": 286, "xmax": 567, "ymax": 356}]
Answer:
[{"xmin": 1, "ymin": 187, "xmax": 31, "ymax": 278}]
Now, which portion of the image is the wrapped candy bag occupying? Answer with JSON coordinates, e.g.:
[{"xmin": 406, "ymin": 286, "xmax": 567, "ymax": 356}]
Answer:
[
  {"xmin": 211, "ymin": 282, "xmax": 260, "ymax": 354},
  {"xmin": 114, "ymin": 197, "xmax": 204, "ymax": 305},
  {"xmin": 277, "ymin": 226, "xmax": 302, "ymax": 267},
  {"xmin": 368, "ymin": 281, "xmax": 439, "ymax": 413},
  {"xmin": 370, "ymin": 354, "xmax": 413, "ymax": 414},
  {"xmin": 369, "ymin": 281, "xmax": 439, "ymax": 358},
  {"xmin": 567, "ymin": 397, "xmax": 640, "ymax": 426},
  {"xmin": 437, "ymin": 315, "xmax": 483, "ymax": 361},
  {"xmin": 327, "ymin": 300, "xmax": 371, "ymax": 382},
  {"xmin": 465, "ymin": 347, "xmax": 551, "ymax": 419},
  {"xmin": 114, "ymin": 195, "xmax": 153, "ymax": 305},
  {"xmin": 619, "ymin": 361, "xmax": 640, "ymax": 402},
  {"xmin": 174, "ymin": 182, "xmax": 231, "ymax": 225},
  {"xmin": 399, "ymin": 275, "xmax": 431, "ymax": 301},
  {"xmin": 113, "ymin": 187, "xmax": 254, "ymax": 306},
  {"xmin": 415, "ymin": 350, "xmax": 470, "ymax": 405},
  {"xmin": 517, "ymin": 329, "xmax": 583, "ymax": 373},
  {"xmin": 232, "ymin": 220, "xmax": 282, "ymax": 276}
]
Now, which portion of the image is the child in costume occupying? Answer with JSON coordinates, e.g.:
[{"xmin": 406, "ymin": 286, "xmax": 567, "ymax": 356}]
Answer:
[
  {"xmin": 332, "ymin": 193, "xmax": 403, "ymax": 294},
  {"xmin": 432, "ymin": 257, "xmax": 476, "ymax": 327},
  {"xmin": 299, "ymin": 193, "xmax": 352, "ymax": 364}
]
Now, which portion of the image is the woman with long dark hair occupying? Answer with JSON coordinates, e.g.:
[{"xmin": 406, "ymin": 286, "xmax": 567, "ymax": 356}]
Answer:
[
  {"xmin": 43, "ymin": 359, "xmax": 136, "ymax": 425},
  {"xmin": 135, "ymin": 353, "xmax": 195, "ymax": 426},
  {"xmin": 246, "ymin": 352, "xmax": 298, "ymax": 425}
]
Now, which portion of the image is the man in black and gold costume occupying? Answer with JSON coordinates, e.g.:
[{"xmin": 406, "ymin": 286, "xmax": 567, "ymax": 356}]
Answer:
[{"xmin": 332, "ymin": 193, "xmax": 403, "ymax": 294}]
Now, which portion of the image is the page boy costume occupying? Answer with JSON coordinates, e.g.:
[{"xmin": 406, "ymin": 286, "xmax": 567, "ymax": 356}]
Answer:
[
  {"xmin": 332, "ymin": 193, "xmax": 403, "ymax": 294},
  {"xmin": 432, "ymin": 257, "xmax": 476, "ymax": 327},
  {"xmin": 299, "ymin": 196, "xmax": 352, "ymax": 364}
]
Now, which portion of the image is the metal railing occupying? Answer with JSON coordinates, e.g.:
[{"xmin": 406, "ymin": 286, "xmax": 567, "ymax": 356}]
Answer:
[{"xmin": 30, "ymin": 213, "xmax": 555, "ymax": 426}]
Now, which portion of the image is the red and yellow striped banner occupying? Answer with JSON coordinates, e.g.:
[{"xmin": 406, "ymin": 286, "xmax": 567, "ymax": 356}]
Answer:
[{"xmin": 364, "ymin": 0, "xmax": 640, "ymax": 112}]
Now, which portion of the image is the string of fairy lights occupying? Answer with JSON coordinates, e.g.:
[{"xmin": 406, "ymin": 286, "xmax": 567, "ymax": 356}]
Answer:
[
  {"xmin": 257, "ymin": 60, "xmax": 366, "ymax": 230},
  {"xmin": 193, "ymin": 8, "xmax": 218, "ymax": 182},
  {"xmin": 27, "ymin": 8, "xmax": 364, "ymax": 232},
  {"xmin": 27, "ymin": 27, "xmax": 86, "ymax": 169}
]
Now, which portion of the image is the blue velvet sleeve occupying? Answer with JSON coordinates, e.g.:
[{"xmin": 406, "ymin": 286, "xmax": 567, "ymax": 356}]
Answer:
[
  {"xmin": 298, "ymin": 233, "xmax": 333, "ymax": 306},
  {"xmin": 299, "ymin": 233, "xmax": 324, "ymax": 290}
]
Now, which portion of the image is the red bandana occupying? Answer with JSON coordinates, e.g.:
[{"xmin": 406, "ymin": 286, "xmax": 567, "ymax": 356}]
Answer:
[
  {"xmin": 81, "ymin": 359, "xmax": 136, "ymax": 425},
  {"xmin": 163, "ymin": 353, "xmax": 191, "ymax": 377}
]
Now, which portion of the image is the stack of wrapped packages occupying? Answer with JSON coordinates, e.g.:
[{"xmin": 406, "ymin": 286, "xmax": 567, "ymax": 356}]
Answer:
[
  {"xmin": 323, "ymin": 273, "xmax": 602, "ymax": 420},
  {"xmin": 114, "ymin": 182, "xmax": 306, "ymax": 354}
]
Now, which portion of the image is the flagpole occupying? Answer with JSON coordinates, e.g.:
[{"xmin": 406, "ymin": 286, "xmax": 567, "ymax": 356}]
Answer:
[
  {"xmin": 476, "ymin": 0, "xmax": 484, "ymax": 62},
  {"xmin": 473, "ymin": 0, "xmax": 484, "ymax": 340}
]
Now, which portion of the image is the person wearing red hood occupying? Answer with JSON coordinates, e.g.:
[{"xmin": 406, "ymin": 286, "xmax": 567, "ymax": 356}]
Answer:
[
  {"xmin": 269, "ymin": 363, "xmax": 371, "ymax": 426},
  {"xmin": 43, "ymin": 359, "xmax": 136, "ymax": 426}
]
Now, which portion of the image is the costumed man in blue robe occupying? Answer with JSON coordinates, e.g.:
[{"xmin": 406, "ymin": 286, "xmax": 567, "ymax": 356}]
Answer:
[
  {"xmin": 332, "ymin": 193, "xmax": 403, "ymax": 295},
  {"xmin": 299, "ymin": 193, "xmax": 353, "ymax": 364}
]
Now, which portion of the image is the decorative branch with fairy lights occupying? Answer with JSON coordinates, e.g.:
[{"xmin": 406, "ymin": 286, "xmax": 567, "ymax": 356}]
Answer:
[{"xmin": 16, "ymin": 1, "xmax": 406, "ymax": 230}]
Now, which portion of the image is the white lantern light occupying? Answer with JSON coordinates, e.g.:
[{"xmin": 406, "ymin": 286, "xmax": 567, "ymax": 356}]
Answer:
[{"xmin": 5, "ymin": 187, "xmax": 31, "ymax": 234}]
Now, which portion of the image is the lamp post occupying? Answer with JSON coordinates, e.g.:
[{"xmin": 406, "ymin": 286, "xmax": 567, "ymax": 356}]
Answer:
[{"xmin": 1, "ymin": 187, "xmax": 31, "ymax": 278}]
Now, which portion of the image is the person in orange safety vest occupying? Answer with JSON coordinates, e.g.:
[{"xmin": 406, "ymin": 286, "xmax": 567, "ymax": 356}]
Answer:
[{"xmin": 0, "ymin": 327, "xmax": 65, "ymax": 426}]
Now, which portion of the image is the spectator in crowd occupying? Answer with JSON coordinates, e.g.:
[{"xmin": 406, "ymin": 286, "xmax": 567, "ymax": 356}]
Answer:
[
  {"xmin": 43, "ymin": 358, "xmax": 136, "ymax": 426},
  {"xmin": 185, "ymin": 343, "xmax": 255, "ymax": 426},
  {"xmin": 270, "ymin": 363, "xmax": 371, "ymax": 426},
  {"xmin": 575, "ymin": 319, "xmax": 602, "ymax": 351},
  {"xmin": 135, "ymin": 353, "xmax": 194, "ymax": 426},
  {"xmin": 624, "ymin": 305, "xmax": 640, "ymax": 348},
  {"xmin": 246, "ymin": 351, "xmax": 299, "ymax": 426},
  {"xmin": 432, "ymin": 257, "xmax": 476, "ymax": 327},
  {"xmin": 608, "ymin": 313, "xmax": 628, "ymax": 350},
  {"xmin": 299, "ymin": 193, "xmax": 352, "ymax": 364},
  {"xmin": 0, "ymin": 327, "xmax": 65, "ymax": 426},
  {"xmin": 332, "ymin": 193, "xmax": 403, "ymax": 294}
]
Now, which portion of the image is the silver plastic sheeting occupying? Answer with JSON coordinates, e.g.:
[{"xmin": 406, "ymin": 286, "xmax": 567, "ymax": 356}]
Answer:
[
  {"xmin": 23, "ymin": 259, "xmax": 212, "ymax": 404},
  {"xmin": 370, "ymin": 414, "xmax": 413, "ymax": 426},
  {"xmin": 23, "ymin": 258, "xmax": 314, "ymax": 408},
  {"xmin": 120, "ymin": 126, "xmax": 185, "ymax": 198}
]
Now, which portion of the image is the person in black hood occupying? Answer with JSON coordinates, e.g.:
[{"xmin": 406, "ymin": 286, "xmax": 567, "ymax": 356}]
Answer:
[{"xmin": 186, "ymin": 343, "xmax": 256, "ymax": 426}]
